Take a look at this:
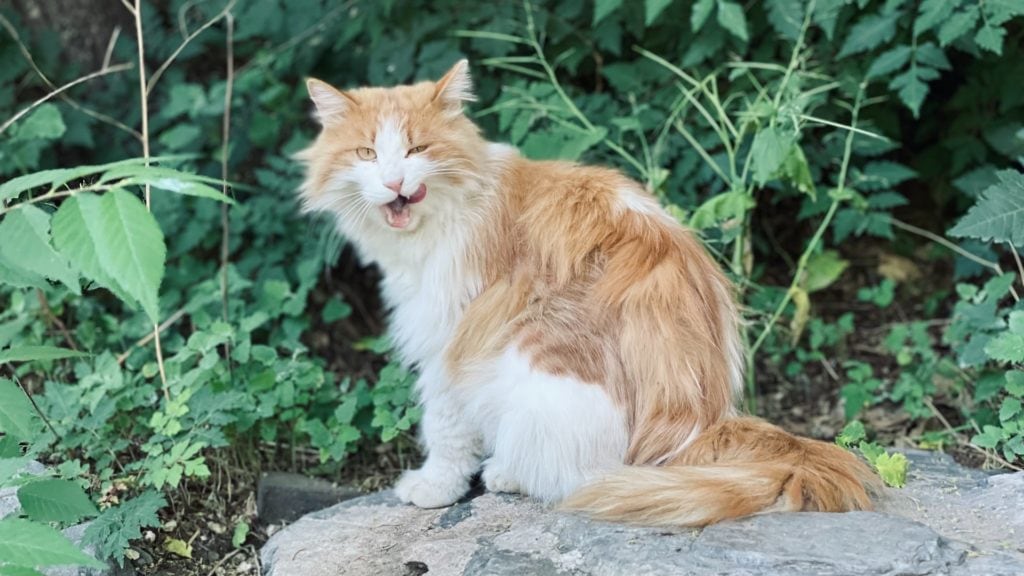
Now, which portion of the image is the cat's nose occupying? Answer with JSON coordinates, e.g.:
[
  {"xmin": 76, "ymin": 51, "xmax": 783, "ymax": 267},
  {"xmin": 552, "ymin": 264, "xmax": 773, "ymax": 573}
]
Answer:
[{"xmin": 384, "ymin": 179, "xmax": 404, "ymax": 194}]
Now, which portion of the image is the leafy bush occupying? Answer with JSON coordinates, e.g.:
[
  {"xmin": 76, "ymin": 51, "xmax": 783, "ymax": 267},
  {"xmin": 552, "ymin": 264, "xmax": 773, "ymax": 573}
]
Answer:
[{"xmin": 1, "ymin": 0, "xmax": 1023, "ymax": 565}]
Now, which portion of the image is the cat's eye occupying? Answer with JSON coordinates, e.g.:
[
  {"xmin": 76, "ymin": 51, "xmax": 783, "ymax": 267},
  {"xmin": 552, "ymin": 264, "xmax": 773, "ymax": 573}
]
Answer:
[
  {"xmin": 356, "ymin": 147, "xmax": 377, "ymax": 161},
  {"xmin": 407, "ymin": 145, "xmax": 429, "ymax": 156}
]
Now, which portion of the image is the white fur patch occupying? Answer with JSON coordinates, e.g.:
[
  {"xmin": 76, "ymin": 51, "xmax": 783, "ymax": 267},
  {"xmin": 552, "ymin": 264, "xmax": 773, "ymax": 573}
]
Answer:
[{"xmin": 467, "ymin": 348, "xmax": 629, "ymax": 502}]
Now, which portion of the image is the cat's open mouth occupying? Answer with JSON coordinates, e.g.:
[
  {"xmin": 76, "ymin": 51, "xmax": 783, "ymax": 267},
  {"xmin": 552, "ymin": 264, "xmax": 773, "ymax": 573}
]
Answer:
[{"xmin": 382, "ymin": 184, "xmax": 427, "ymax": 229}]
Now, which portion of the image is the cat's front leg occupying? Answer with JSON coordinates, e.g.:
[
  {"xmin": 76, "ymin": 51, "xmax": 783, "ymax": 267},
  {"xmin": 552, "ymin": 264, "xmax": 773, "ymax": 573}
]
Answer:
[{"xmin": 394, "ymin": 387, "xmax": 481, "ymax": 508}]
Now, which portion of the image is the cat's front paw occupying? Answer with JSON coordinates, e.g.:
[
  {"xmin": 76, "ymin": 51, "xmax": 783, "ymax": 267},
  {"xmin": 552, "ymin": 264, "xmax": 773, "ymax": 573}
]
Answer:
[
  {"xmin": 482, "ymin": 465, "xmax": 522, "ymax": 494},
  {"xmin": 394, "ymin": 468, "xmax": 468, "ymax": 508}
]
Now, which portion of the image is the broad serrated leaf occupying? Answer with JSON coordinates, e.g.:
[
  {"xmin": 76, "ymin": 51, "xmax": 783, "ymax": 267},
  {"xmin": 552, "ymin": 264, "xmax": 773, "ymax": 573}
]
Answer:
[
  {"xmin": 716, "ymin": 0, "xmax": 748, "ymax": 41},
  {"xmin": 985, "ymin": 333, "xmax": 1024, "ymax": 363},
  {"xmin": 836, "ymin": 420, "xmax": 866, "ymax": 448},
  {"xmin": 1001, "ymin": 398, "xmax": 1022, "ymax": 422},
  {"xmin": 0, "ymin": 205, "xmax": 79, "ymax": 294},
  {"xmin": 750, "ymin": 126, "xmax": 792, "ymax": 184},
  {"xmin": 110, "ymin": 166, "xmax": 235, "ymax": 205},
  {"xmin": 838, "ymin": 9, "xmax": 899, "ymax": 58},
  {"xmin": 873, "ymin": 451, "xmax": 908, "ymax": 488},
  {"xmin": 0, "ymin": 518, "xmax": 104, "ymax": 569},
  {"xmin": 914, "ymin": 0, "xmax": 959, "ymax": 36},
  {"xmin": 974, "ymin": 24, "xmax": 1005, "ymax": 55},
  {"xmin": 593, "ymin": 0, "xmax": 623, "ymax": 24},
  {"xmin": 14, "ymin": 104, "xmax": 65, "ymax": 141},
  {"xmin": 889, "ymin": 67, "xmax": 930, "ymax": 118},
  {"xmin": 1007, "ymin": 371, "xmax": 1024, "ymax": 397},
  {"xmin": 766, "ymin": 0, "xmax": 804, "ymax": 40},
  {"xmin": 0, "ymin": 157, "xmax": 163, "ymax": 203},
  {"xmin": 645, "ymin": 0, "xmax": 674, "ymax": 26},
  {"xmin": 0, "ymin": 379, "xmax": 41, "ymax": 441},
  {"xmin": 938, "ymin": 5, "xmax": 979, "ymax": 46},
  {"xmin": 948, "ymin": 170, "xmax": 1024, "ymax": 245},
  {"xmin": 691, "ymin": 0, "xmax": 715, "ymax": 30},
  {"xmin": 972, "ymin": 425, "xmax": 1005, "ymax": 449},
  {"xmin": 51, "ymin": 194, "xmax": 135, "ymax": 305},
  {"xmin": 867, "ymin": 45, "xmax": 912, "ymax": 78},
  {"xmin": 803, "ymin": 250, "xmax": 850, "ymax": 293},
  {"xmin": 814, "ymin": 0, "xmax": 847, "ymax": 39},
  {"xmin": 915, "ymin": 42, "xmax": 951, "ymax": 70},
  {"xmin": 91, "ymin": 190, "xmax": 167, "ymax": 323},
  {"xmin": 18, "ymin": 479, "xmax": 99, "ymax": 523}
]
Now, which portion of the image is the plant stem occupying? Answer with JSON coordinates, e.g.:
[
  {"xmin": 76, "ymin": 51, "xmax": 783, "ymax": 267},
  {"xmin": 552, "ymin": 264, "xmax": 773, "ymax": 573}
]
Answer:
[
  {"xmin": 130, "ymin": 0, "xmax": 170, "ymax": 400},
  {"xmin": 0, "ymin": 63, "xmax": 133, "ymax": 137},
  {"xmin": 748, "ymin": 82, "xmax": 868, "ymax": 361},
  {"xmin": 220, "ymin": 10, "xmax": 235, "ymax": 379}
]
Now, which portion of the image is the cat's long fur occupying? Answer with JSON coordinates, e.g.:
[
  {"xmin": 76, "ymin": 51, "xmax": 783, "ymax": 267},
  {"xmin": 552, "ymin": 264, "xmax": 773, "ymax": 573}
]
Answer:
[{"xmin": 298, "ymin": 61, "xmax": 880, "ymax": 526}]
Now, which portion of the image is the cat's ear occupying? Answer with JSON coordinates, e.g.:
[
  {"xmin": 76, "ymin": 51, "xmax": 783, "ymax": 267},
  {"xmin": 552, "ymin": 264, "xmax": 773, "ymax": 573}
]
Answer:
[
  {"xmin": 433, "ymin": 60, "xmax": 476, "ymax": 109},
  {"xmin": 307, "ymin": 78, "xmax": 357, "ymax": 123}
]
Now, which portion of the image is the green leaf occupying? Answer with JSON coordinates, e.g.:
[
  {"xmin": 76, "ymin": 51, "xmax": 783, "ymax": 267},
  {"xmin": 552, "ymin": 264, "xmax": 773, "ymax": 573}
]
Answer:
[
  {"xmin": 750, "ymin": 126, "xmax": 793, "ymax": 185},
  {"xmin": 689, "ymin": 189, "xmax": 755, "ymax": 230},
  {"xmin": 51, "ymin": 194, "xmax": 134, "ymax": 305},
  {"xmin": 0, "ymin": 157, "xmax": 160, "ymax": 203},
  {"xmin": 716, "ymin": 0, "xmax": 748, "ymax": 41},
  {"xmin": 0, "ymin": 346, "xmax": 89, "ymax": 364},
  {"xmin": 765, "ymin": 0, "xmax": 804, "ymax": 40},
  {"xmin": 836, "ymin": 420, "xmax": 866, "ymax": 448},
  {"xmin": 914, "ymin": 0, "xmax": 959, "ymax": 36},
  {"xmin": 82, "ymin": 491, "xmax": 165, "ymax": 566},
  {"xmin": 18, "ymin": 479, "xmax": 99, "ymax": 523},
  {"xmin": 1000, "ymin": 397, "xmax": 1022, "ymax": 422},
  {"xmin": 838, "ymin": 10, "xmax": 899, "ymax": 58},
  {"xmin": 872, "ymin": 452, "xmax": 908, "ymax": 488},
  {"xmin": 645, "ymin": 0, "xmax": 674, "ymax": 26},
  {"xmin": 164, "ymin": 538, "xmax": 192, "ymax": 559},
  {"xmin": 690, "ymin": 0, "xmax": 714, "ymax": 30},
  {"xmin": 0, "ymin": 379, "xmax": 41, "ymax": 441},
  {"xmin": 593, "ymin": 0, "xmax": 623, "ymax": 24},
  {"xmin": 938, "ymin": 6, "xmax": 979, "ymax": 46},
  {"xmin": 14, "ymin": 104, "xmax": 66, "ymax": 141},
  {"xmin": 93, "ymin": 190, "xmax": 167, "ymax": 323},
  {"xmin": 0, "ymin": 205, "xmax": 80, "ymax": 294},
  {"xmin": 1006, "ymin": 371, "xmax": 1024, "ymax": 397},
  {"xmin": 110, "ymin": 166, "xmax": 235, "ymax": 205},
  {"xmin": 0, "ymin": 518, "xmax": 105, "ymax": 569},
  {"xmin": 803, "ymin": 250, "xmax": 850, "ymax": 293},
  {"xmin": 985, "ymin": 333, "xmax": 1024, "ymax": 363},
  {"xmin": 867, "ymin": 45, "xmax": 912, "ymax": 78},
  {"xmin": 948, "ymin": 170, "xmax": 1024, "ymax": 246},
  {"xmin": 231, "ymin": 521, "xmax": 250, "ymax": 548},
  {"xmin": 972, "ymin": 425, "xmax": 1006, "ymax": 449},
  {"xmin": 974, "ymin": 24, "xmax": 1005, "ymax": 55},
  {"xmin": 889, "ymin": 67, "xmax": 930, "ymax": 118},
  {"xmin": 781, "ymin": 144, "xmax": 815, "ymax": 197}
]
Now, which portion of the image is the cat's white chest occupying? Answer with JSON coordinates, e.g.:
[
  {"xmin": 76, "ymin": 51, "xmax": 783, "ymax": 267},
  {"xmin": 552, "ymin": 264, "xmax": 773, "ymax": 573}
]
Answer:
[{"xmin": 380, "ymin": 245, "xmax": 479, "ymax": 368}]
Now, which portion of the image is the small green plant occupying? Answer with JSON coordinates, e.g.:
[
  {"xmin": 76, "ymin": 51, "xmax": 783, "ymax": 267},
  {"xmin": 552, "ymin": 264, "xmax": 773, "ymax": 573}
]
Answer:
[{"xmin": 836, "ymin": 420, "xmax": 908, "ymax": 488}]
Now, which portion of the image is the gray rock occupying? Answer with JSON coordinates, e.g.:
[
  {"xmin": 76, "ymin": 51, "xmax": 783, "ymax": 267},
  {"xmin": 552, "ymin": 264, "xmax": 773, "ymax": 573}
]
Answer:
[
  {"xmin": 258, "ymin": 471, "xmax": 363, "ymax": 524},
  {"xmin": 261, "ymin": 451, "xmax": 1024, "ymax": 576}
]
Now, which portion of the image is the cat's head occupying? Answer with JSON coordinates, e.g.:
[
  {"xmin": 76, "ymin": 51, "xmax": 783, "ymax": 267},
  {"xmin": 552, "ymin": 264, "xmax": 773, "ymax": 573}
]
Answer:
[{"xmin": 297, "ymin": 60, "xmax": 487, "ymax": 235}]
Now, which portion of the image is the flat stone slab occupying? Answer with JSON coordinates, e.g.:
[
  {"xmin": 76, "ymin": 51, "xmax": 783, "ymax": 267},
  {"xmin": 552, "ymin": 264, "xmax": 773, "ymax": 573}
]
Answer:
[{"xmin": 261, "ymin": 451, "xmax": 1024, "ymax": 576}]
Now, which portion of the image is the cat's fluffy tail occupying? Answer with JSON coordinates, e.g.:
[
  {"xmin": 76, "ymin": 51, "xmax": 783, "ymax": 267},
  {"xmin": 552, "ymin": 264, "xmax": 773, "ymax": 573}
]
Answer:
[{"xmin": 561, "ymin": 417, "xmax": 881, "ymax": 527}]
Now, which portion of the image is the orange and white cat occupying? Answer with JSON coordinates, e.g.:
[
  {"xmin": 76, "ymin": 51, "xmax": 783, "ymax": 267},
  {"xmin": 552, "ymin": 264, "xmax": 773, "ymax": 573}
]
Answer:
[{"xmin": 298, "ymin": 60, "xmax": 880, "ymax": 526}]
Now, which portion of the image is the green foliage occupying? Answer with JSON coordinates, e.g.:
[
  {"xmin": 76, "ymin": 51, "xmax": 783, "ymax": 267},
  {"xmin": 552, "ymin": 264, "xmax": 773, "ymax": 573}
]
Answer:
[
  {"xmin": 948, "ymin": 170, "xmax": 1024, "ymax": 246},
  {"xmin": 2, "ymin": 0, "xmax": 1024, "ymax": 564},
  {"xmin": 835, "ymin": 420, "xmax": 908, "ymax": 487}
]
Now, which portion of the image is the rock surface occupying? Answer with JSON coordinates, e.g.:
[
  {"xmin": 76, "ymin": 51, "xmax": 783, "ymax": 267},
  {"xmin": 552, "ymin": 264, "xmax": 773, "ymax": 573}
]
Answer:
[{"xmin": 261, "ymin": 450, "xmax": 1024, "ymax": 576}]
